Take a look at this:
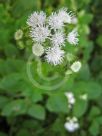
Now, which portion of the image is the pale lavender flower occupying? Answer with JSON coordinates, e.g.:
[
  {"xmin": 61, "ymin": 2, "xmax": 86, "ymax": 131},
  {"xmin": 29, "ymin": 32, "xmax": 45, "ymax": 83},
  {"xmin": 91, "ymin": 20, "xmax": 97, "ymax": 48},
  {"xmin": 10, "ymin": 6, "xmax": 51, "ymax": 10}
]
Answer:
[
  {"xmin": 67, "ymin": 29, "xmax": 79, "ymax": 45},
  {"xmin": 45, "ymin": 46, "xmax": 64, "ymax": 65},
  {"xmin": 27, "ymin": 11, "xmax": 46, "ymax": 28},
  {"xmin": 30, "ymin": 26, "xmax": 50, "ymax": 43},
  {"xmin": 51, "ymin": 31, "xmax": 65, "ymax": 47}
]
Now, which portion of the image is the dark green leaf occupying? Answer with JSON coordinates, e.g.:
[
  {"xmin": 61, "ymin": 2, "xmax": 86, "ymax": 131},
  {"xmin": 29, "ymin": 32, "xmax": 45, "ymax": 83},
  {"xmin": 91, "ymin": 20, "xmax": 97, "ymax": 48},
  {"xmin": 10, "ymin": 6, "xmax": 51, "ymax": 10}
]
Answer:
[
  {"xmin": 73, "ymin": 99, "xmax": 88, "ymax": 117},
  {"xmin": 2, "ymin": 100, "xmax": 28, "ymax": 116},
  {"xmin": 46, "ymin": 93, "xmax": 69, "ymax": 113},
  {"xmin": 28, "ymin": 104, "xmax": 45, "ymax": 120}
]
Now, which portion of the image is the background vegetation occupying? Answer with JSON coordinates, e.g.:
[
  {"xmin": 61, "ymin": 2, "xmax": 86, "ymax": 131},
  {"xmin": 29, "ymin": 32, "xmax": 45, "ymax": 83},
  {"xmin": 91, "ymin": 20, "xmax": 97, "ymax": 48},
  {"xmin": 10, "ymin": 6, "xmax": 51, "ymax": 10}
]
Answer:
[{"xmin": 0, "ymin": 0, "xmax": 102, "ymax": 136}]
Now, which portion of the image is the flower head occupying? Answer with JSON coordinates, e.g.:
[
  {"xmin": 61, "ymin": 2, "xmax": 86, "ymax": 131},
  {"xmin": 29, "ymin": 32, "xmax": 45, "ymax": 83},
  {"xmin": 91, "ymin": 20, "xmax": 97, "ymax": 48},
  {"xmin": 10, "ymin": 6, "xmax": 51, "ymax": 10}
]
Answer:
[
  {"xmin": 65, "ymin": 92, "xmax": 75, "ymax": 108},
  {"xmin": 64, "ymin": 117, "xmax": 79, "ymax": 132},
  {"xmin": 51, "ymin": 31, "xmax": 65, "ymax": 47},
  {"xmin": 30, "ymin": 26, "xmax": 50, "ymax": 43},
  {"xmin": 45, "ymin": 46, "xmax": 64, "ymax": 65},
  {"xmin": 27, "ymin": 11, "xmax": 46, "ymax": 28},
  {"xmin": 48, "ymin": 12, "xmax": 64, "ymax": 30},
  {"xmin": 58, "ymin": 8, "xmax": 74, "ymax": 24},
  {"xmin": 70, "ymin": 61, "xmax": 81, "ymax": 72},
  {"xmin": 67, "ymin": 29, "xmax": 79, "ymax": 45},
  {"xmin": 32, "ymin": 43, "xmax": 44, "ymax": 56}
]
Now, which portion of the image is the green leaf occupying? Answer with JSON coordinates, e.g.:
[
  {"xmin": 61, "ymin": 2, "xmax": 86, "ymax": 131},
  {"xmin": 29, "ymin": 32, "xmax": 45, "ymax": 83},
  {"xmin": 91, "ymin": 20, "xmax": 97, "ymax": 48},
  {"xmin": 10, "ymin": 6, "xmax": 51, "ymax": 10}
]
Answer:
[
  {"xmin": 0, "ymin": 59, "xmax": 25, "ymax": 76},
  {"xmin": 89, "ymin": 121, "xmax": 99, "ymax": 136},
  {"xmin": 12, "ymin": 0, "xmax": 41, "ymax": 18},
  {"xmin": 22, "ymin": 87, "xmax": 43, "ymax": 103},
  {"xmin": 0, "ymin": 28, "xmax": 10, "ymax": 45},
  {"xmin": 52, "ymin": 118, "xmax": 66, "ymax": 134},
  {"xmin": 86, "ymin": 82, "xmax": 102, "ymax": 99},
  {"xmin": 22, "ymin": 120, "xmax": 40, "ymax": 129},
  {"xmin": 4, "ymin": 44, "xmax": 19, "ymax": 57},
  {"xmin": 0, "ymin": 132, "xmax": 7, "ymax": 136},
  {"xmin": 79, "ymin": 11, "xmax": 93, "ymax": 24},
  {"xmin": 96, "ymin": 35, "xmax": 102, "ymax": 47},
  {"xmin": 89, "ymin": 106, "xmax": 101, "ymax": 119},
  {"xmin": 2, "ymin": 100, "xmax": 27, "ymax": 116},
  {"xmin": 28, "ymin": 104, "xmax": 45, "ymax": 120},
  {"xmin": 46, "ymin": 93, "xmax": 69, "ymax": 113},
  {"xmin": 95, "ymin": 116, "xmax": 102, "ymax": 125},
  {"xmin": 0, "ymin": 96, "xmax": 9, "ymax": 109},
  {"xmin": 0, "ymin": 73, "xmax": 22, "ymax": 91},
  {"xmin": 16, "ymin": 129, "xmax": 30, "ymax": 136},
  {"xmin": 73, "ymin": 81, "xmax": 102, "ymax": 100},
  {"xmin": 77, "ymin": 64, "xmax": 91, "ymax": 80},
  {"xmin": 73, "ymin": 99, "xmax": 88, "ymax": 117}
]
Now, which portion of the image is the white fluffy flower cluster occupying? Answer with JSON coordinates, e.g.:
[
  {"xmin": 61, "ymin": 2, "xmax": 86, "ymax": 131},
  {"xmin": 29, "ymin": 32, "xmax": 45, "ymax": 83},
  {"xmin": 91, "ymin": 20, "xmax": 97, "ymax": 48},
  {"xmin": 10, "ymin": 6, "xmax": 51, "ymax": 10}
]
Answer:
[
  {"xmin": 64, "ymin": 117, "xmax": 79, "ymax": 132},
  {"xmin": 27, "ymin": 8, "xmax": 79, "ymax": 65},
  {"xmin": 65, "ymin": 92, "xmax": 75, "ymax": 108}
]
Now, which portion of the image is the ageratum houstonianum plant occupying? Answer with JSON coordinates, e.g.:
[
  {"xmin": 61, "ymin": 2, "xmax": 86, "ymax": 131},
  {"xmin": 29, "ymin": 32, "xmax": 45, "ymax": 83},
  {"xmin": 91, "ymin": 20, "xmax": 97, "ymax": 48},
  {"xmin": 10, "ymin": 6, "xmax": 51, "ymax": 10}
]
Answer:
[
  {"xmin": 26, "ymin": 8, "xmax": 81, "ymax": 133},
  {"xmin": 27, "ymin": 8, "xmax": 79, "ymax": 66}
]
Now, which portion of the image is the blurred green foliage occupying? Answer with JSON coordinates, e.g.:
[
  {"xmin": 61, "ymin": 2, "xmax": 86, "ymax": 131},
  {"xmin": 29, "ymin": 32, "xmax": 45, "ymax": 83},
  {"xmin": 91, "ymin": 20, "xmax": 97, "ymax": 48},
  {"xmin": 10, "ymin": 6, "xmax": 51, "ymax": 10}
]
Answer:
[{"xmin": 0, "ymin": 0, "xmax": 102, "ymax": 136}]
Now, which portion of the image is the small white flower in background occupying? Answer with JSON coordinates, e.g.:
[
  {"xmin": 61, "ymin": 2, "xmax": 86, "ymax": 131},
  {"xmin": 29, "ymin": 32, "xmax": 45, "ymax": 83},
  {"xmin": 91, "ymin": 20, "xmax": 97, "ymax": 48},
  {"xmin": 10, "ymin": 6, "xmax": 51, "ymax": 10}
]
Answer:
[
  {"xmin": 64, "ymin": 117, "xmax": 79, "ymax": 132},
  {"xmin": 65, "ymin": 92, "xmax": 75, "ymax": 108},
  {"xmin": 70, "ymin": 61, "xmax": 82, "ymax": 72},
  {"xmin": 67, "ymin": 29, "xmax": 79, "ymax": 45},
  {"xmin": 27, "ymin": 11, "xmax": 46, "ymax": 28},
  {"xmin": 27, "ymin": 8, "xmax": 80, "ymax": 66},
  {"xmin": 51, "ymin": 31, "xmax": 65, "ymax": 47},
  {"xmin": 80, "ymin": 94, "xmax": 88, "ymax": 100},
  {"xmin": 58, "ymin": 8, "xmax": 74, "ymax": 24},
  {"xmin": 30, "ymin": 26, "xmax": 50, "ymax": 43},
  {"xmin": 45, "ymin": 46, "xmax": 64, "ymax": 65},
  {"xmin": 32, "ymin": 43, "xmax": 44, "ymax": 56},
  {"xmin": 14, "ymin": 29, "xmax": 23, "ymax": 40}
]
